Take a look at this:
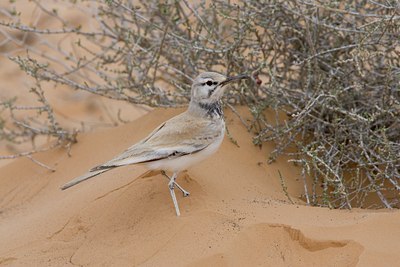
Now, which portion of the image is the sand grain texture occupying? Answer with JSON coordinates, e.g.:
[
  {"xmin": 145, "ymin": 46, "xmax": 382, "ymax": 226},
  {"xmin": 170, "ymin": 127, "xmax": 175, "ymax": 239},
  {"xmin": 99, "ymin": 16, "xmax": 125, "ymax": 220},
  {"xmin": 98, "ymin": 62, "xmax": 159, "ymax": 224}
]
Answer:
[{"xmin": 0, "ymin": 108, "xmax": 399, "ymax": 267}]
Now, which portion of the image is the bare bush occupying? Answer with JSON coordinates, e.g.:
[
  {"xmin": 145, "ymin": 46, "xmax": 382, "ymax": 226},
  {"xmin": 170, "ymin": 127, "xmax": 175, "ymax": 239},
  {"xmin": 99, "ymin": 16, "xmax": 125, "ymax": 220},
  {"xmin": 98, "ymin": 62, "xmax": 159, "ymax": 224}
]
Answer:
[{"xmin": 0, "ymin": 0, "xmax": 399, "ymax": 208}]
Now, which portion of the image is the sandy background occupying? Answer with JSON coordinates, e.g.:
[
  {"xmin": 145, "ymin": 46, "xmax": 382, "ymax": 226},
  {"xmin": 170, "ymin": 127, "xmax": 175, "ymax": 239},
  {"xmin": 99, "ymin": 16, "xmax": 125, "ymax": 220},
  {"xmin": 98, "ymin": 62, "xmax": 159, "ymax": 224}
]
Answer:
[{"xmin": 1, "ymin": 2, "xmax": 400, "ymax": 267}]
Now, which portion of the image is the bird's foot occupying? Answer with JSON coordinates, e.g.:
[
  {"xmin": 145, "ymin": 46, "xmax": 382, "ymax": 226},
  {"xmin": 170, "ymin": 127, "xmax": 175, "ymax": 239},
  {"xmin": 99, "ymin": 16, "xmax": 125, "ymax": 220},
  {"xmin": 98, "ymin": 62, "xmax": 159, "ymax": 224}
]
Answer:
[{"xmin": 162, "ymin": 170, "xmax": 190, "ymax": 197}]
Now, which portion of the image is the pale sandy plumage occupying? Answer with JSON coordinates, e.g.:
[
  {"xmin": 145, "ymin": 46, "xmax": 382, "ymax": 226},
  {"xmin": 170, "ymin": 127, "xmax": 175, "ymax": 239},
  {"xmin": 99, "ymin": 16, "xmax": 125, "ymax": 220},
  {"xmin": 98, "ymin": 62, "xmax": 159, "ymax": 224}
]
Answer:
[{"xmin": 61, "ymin": 71, "xmax": 248, "ymax": 216}]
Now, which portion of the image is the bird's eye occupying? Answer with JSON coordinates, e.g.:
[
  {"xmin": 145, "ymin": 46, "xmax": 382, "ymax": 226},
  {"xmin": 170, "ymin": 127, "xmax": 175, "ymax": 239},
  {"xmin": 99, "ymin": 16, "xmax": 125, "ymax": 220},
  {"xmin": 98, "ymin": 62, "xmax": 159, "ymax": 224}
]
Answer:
[{"xmin": 206, "ymin": 80, "xmax": 213, "ymax": 86}]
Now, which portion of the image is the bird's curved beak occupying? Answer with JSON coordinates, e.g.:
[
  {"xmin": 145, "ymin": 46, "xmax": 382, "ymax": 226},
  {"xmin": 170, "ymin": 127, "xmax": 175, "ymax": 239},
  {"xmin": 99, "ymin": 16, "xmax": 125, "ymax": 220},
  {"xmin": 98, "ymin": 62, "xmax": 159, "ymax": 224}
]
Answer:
[{"xmin": 219, "ymin": 74, "xmax": 249, "ymax": 87}]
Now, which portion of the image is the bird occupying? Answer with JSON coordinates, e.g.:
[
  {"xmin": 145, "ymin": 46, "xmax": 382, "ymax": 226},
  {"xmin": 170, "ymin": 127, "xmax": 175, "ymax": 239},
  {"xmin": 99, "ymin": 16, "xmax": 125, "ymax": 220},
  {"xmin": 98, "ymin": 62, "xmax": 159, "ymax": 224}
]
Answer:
[{"xmin": 61, "ymin": 71, "xmax": 249, "ymax": 216}]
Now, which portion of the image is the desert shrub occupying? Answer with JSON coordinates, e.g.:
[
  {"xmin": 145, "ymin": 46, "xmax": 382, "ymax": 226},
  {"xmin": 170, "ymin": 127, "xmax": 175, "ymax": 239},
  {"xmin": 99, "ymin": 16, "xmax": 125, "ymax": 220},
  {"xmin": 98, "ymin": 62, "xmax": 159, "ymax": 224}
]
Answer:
[{"xmin": 0, "ymin": 0, "xmax": 399, "ymax": 208}]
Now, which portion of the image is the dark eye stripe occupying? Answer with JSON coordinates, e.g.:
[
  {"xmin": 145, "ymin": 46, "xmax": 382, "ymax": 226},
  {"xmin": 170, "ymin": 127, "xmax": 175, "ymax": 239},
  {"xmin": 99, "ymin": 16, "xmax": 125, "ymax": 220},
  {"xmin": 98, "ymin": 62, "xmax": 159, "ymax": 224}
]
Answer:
[{"xmin": 202, "ymin": 80, "xmax": 218, "ymax": 86}]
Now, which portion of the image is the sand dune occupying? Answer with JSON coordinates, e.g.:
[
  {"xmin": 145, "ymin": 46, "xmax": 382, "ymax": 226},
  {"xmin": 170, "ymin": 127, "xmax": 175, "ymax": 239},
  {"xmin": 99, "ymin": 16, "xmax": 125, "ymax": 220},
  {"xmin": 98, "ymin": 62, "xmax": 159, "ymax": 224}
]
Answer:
[
  {"xmin": 1, "ymin": 2, "xmax": 400, "ymax": 265},
  {"xmin": 1, "ymin": 108, "xmax": 399, "ymax": 266}
]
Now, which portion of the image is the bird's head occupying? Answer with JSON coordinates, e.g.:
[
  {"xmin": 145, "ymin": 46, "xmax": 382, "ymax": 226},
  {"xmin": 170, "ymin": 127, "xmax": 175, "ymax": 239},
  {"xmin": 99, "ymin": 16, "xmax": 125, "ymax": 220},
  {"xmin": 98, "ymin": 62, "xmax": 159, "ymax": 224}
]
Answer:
[{"xmin": 190, "ymin": 72, "xmax": 248, "ymax": 104}]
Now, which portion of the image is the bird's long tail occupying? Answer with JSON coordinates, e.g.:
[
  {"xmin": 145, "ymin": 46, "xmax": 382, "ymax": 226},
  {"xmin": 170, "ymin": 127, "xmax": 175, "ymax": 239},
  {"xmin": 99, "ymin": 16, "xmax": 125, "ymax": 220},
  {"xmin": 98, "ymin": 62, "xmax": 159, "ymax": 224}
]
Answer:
[{"xmin": 60, "ymin": 168, "xmax": 111, "ymax": 190}]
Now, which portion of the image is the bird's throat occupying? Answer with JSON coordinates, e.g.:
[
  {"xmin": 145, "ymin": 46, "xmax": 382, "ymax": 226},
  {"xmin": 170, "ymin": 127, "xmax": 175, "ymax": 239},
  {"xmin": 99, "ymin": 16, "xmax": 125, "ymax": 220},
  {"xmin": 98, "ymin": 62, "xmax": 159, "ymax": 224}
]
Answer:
[{"xmin": 198, "ymin": 101, "xmax": 223, "ymax": 118}]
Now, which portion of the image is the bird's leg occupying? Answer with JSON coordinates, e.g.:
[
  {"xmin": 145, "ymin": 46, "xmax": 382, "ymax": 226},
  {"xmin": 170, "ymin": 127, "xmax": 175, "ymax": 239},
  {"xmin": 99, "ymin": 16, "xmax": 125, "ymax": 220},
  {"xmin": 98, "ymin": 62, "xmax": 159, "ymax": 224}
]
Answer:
[
  {"xmin": 161, "ymin": 170, "xmax": 190, "ymax": 197},
  {"xmin": 168, "ymin": 172, "xmax": 181, "ymax": 216}
]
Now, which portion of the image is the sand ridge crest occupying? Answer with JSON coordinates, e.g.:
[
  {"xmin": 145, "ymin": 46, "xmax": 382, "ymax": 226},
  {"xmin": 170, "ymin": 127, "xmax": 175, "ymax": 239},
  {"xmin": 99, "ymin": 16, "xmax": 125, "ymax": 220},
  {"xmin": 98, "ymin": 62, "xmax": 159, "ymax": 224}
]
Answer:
[{"xmin": 190, "ymin": 222, "xmax": 363, "ymax": 267}]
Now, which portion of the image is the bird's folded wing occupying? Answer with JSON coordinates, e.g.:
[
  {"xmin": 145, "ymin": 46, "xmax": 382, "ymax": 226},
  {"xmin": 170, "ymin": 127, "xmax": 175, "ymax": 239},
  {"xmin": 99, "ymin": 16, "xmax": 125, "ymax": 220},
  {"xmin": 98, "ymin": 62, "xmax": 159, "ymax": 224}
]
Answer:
[
  {"xmin": 90, "ymin": 142, "xmax": 209, "ymax": 170},
  {"xmin": 90, "ymin": 115, "xmax": 221, "ymax": 171}
]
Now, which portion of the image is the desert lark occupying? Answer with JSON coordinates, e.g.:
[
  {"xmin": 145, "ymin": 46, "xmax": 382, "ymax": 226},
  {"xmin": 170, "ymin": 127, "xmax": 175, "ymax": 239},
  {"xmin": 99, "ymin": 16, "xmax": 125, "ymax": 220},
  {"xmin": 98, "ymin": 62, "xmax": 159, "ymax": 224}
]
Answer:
[{"xmin": 61, "ymin": 72, "xmax": 248, "ymax": 216}]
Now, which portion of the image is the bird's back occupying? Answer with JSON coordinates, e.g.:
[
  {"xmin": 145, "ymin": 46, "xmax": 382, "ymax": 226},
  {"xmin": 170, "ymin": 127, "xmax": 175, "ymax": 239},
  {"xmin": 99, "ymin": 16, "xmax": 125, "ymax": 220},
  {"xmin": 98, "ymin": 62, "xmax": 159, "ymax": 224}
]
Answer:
[{"xmin": 91, "ymin": 110, "xmax": 225, "ymax": 171}]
